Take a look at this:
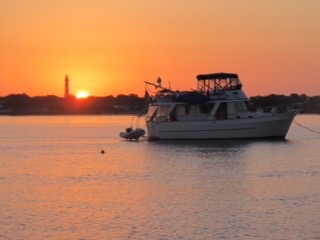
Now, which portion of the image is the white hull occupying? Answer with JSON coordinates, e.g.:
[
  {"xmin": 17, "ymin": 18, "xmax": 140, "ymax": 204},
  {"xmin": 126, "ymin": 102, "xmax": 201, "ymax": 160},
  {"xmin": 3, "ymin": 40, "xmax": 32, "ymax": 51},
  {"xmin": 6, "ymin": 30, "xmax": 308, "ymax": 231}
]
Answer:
[{"xmin": 147, "ymin": 113, "xmax": 295, "ymax": 140}]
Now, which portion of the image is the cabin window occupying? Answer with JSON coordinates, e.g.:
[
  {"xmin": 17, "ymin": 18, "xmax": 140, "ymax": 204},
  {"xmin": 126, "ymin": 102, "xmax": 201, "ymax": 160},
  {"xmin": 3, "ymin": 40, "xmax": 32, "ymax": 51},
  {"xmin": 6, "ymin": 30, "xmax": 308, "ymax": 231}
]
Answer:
[
  {"xmin": 216, "ymin": 102, "xmax": 227, "ymax": 120},
  {"xmin": 157, "ymin": 105, "xmax": 169, "ymax": 116},
  {"xmin": 234, "ymin": 102, "xmax": 247, "ymax": 112},
  {"xmin": 185, "ymin": 105, "xmax": 196, "ymax": 115},
  {"xmin": 185, "ymin": 105, "xmax": 190, "ymax": 114},
  {"xmin": 175, "ymin": 105, "xmax": 186, "ymax": 115},
  {"xmin": 200, "ymin": 103, "xmax": 214, "ymax": 114},
  {"xmin": 146, "ymin": 105, "xmax": 157, "ymax": 121}
]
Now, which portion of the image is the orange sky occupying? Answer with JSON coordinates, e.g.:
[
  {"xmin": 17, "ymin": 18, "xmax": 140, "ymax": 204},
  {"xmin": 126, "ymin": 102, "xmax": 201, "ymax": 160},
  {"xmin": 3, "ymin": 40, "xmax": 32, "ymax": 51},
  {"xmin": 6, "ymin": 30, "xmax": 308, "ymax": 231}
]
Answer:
[{"xmin": 0, "ymin": 0, "xmax": 319, "ymax": 97}]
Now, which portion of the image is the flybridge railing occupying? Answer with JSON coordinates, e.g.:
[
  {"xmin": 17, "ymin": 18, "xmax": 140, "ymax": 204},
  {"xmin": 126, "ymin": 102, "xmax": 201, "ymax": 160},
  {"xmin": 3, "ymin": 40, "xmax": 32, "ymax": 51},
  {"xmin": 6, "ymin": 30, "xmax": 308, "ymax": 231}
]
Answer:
[{"xmin": 254, "ymin": 102, "xmax": 306, "ymax": 114}]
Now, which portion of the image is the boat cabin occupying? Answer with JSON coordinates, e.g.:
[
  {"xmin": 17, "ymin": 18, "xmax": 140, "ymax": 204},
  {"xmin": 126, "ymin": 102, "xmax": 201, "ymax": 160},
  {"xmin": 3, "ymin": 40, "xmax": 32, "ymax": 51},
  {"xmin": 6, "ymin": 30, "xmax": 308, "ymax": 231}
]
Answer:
[
  {"xmin": 147, "ymin": 100, "xmax": 251, "ymax": 123},
  {"xmin": 146, "ymin": 72, "xmax": 253, "ymax": 123}
]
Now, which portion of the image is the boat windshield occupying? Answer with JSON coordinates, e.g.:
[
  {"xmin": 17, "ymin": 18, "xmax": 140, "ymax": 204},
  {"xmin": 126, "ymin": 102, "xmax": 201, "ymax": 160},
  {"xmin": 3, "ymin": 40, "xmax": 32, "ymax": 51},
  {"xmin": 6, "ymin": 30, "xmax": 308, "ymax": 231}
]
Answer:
[
  {"xmin": 157, "ymin": 105, "xmax": 169, "ymax": 116},
  {"xmin": 146, "ymin": 105, "xmax": 157, "ymax": 121}
]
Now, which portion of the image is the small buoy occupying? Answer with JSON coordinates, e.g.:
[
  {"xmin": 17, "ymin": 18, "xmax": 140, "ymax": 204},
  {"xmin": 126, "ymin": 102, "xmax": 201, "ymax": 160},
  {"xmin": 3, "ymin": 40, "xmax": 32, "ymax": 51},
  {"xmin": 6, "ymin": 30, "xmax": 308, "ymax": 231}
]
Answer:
[{"xmin": 101, "ymin": 150, "xmax": 105, "ymax": 154}]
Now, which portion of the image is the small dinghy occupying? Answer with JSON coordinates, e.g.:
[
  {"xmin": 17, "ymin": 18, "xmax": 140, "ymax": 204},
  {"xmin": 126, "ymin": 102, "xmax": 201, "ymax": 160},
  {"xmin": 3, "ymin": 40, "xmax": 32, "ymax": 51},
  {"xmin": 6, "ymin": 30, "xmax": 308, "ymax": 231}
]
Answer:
[{"xmin": 120, "ymin": 127, "xmax": 145, "ymax": 140}]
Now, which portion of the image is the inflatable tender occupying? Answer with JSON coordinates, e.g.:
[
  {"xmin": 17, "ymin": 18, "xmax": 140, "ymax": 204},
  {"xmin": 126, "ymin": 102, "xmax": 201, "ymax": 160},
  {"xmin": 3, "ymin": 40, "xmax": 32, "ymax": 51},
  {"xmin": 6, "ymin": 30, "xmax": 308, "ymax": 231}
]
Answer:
[{"xmin": 119, "ymin": 127, "xmax": 145, "ymax": 140}]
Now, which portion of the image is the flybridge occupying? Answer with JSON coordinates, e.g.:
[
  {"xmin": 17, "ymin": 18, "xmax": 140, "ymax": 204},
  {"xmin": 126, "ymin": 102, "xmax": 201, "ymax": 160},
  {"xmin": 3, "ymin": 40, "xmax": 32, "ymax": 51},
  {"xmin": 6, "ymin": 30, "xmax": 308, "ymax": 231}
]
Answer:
[{"xmin": 196, "ymin": 72, "xmax": 243, "ymax": 94}]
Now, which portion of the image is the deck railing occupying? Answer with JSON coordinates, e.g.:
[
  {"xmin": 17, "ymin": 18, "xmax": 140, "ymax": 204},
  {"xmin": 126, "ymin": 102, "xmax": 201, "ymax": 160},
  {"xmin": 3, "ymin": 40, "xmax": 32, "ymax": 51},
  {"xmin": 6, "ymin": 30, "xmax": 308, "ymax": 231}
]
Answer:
[{"xmin": 254, "ymin": 102, "xmax": 305, "ymax": 114}]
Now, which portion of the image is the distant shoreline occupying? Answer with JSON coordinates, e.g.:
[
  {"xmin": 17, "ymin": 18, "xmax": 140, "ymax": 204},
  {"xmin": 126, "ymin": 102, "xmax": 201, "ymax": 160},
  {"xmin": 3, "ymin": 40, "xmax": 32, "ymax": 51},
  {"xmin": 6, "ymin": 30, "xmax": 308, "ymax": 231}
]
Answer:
[
  {"xmin": 0, "ymin": 112, "xmax": 144, "ymax": 116},
  {"xmin": 0, "ymin": 112, "xmax": 318, "ymax": 117},
  {"xmin": 1, "ymin": 93, "xmax": 319, "ymax": 115}
]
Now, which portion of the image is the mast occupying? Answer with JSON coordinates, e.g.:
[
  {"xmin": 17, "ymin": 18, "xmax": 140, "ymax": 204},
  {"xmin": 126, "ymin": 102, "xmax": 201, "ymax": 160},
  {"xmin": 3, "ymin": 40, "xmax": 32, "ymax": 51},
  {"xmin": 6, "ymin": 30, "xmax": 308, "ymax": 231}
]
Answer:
[{"xmin": 145, "ymin": 77, "xmax": 174, "ymax": 92}]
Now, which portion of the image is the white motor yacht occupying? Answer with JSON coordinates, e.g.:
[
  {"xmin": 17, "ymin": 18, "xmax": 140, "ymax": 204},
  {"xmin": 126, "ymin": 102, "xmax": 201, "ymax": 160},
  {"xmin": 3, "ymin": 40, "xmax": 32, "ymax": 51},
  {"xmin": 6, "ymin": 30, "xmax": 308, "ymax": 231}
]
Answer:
[{"xmin": 145, "ymin": 73, "xmax": 303, "ymax": 140}]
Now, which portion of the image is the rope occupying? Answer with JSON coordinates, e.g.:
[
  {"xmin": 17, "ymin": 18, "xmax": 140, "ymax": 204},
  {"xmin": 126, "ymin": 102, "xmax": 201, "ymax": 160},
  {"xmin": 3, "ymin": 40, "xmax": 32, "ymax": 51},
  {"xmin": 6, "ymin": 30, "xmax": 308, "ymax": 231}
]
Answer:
[{"xmin": 294, "ymin": 120, "xmax": 320, "ymax": 135}]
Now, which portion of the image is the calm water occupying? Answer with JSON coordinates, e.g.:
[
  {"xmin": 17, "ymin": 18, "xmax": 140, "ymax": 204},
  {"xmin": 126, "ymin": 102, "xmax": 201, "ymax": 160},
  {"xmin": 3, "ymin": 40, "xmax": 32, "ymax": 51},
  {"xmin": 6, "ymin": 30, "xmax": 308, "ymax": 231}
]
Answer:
[{"xmin": 1, "ymin": 115, "xmax": 320, "ymax": 240}]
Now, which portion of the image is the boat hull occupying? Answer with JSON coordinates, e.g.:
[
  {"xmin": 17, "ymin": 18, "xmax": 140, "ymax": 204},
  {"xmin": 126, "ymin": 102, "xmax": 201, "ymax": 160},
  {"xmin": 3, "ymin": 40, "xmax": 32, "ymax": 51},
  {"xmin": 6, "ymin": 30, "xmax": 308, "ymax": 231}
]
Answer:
[{"xmin": 146, "ymin": 114, "xmax": 295, "ymax": 140}]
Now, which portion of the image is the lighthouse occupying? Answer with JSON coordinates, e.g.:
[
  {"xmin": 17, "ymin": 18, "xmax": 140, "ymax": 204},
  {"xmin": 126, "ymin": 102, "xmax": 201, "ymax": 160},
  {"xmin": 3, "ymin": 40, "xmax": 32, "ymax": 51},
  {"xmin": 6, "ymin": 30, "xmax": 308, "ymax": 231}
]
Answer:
[{"xmin": 64, "ymin": 75, "xmax": 70, "ymax": 98}]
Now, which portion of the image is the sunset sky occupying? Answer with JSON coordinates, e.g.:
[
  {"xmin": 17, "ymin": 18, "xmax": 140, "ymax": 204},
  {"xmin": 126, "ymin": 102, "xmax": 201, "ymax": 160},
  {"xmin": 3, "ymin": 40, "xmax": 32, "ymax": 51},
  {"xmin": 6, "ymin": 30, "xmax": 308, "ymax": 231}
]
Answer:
[{"xmin": 1, "ymin": 0, "xmax": 319, "ymax": 97}]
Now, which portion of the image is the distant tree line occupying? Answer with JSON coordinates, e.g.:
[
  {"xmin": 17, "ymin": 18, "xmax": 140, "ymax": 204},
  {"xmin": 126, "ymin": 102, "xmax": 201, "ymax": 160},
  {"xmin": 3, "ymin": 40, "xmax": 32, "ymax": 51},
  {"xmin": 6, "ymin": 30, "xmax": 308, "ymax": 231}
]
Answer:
[
  {"xmin": 250, "ymin": 94, "xmax": 319, "ymax": 113},
  {"xmin": 0, "ymin": 94, "xmax": 146, "ymax": 114},
  {"xmin": 0, "ymin": 93, "xmax": 319, "ymax": 114}
]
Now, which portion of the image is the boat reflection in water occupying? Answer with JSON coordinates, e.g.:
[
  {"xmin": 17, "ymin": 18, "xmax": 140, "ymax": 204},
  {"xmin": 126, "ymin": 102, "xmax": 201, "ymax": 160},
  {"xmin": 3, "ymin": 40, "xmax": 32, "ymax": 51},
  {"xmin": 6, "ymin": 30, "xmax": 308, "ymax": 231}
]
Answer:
[{"xmin": 145, "ymin": 73, "xmax": 304, "ymax": 140}]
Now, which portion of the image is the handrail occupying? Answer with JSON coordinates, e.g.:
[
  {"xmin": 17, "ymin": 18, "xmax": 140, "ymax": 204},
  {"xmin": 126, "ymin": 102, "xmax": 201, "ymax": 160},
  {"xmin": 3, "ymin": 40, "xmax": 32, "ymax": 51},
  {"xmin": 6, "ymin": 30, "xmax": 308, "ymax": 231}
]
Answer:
[{"xmin": 254, "ymin": 102, "xmax": 305, "ymax": 114}]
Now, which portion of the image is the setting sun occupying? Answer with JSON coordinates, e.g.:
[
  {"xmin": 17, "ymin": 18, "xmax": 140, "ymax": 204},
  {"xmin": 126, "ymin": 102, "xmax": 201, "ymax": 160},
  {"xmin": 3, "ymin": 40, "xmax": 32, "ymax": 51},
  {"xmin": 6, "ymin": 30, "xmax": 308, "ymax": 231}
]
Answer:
[{"xmin": 76, "ymin": 90, "xmax": 90, "ymax": 99}]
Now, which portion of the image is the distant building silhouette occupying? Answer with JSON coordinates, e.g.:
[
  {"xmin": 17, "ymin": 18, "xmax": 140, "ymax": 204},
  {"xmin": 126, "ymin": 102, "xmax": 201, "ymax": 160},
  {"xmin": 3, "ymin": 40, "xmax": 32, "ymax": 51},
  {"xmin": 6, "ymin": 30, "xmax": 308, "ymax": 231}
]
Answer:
[{"xmin": 64, "ymin": 75, "xmax": 70, "ymax": 98}]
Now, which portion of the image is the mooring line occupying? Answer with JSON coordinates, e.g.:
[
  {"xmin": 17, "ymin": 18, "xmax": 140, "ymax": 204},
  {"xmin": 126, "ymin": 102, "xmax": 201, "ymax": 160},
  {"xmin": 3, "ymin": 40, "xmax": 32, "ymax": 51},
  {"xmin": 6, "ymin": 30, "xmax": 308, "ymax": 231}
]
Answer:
[{"xmin": 294, "ymin": 120, "xmax": 320, "ymax": 135}]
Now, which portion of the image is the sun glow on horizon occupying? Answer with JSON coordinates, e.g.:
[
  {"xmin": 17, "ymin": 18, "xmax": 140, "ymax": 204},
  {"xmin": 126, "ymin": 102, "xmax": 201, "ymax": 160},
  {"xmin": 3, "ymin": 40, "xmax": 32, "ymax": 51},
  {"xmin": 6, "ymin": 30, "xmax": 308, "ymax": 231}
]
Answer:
[
  {"xmin": 1, "ymin": 1, "xmax": 320, "ymax": 97},
  {"xmin": 76, "ymin": 90, "xmax": 90, "ymax": 99}
]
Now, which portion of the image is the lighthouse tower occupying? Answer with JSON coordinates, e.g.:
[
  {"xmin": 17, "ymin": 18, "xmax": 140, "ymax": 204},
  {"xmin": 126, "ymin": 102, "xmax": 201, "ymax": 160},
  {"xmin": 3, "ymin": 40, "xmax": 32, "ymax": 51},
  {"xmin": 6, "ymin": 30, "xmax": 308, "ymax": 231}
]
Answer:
[{"xmin": 64, "ymin": 75, "xmax": 70, "ymax": 98}]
